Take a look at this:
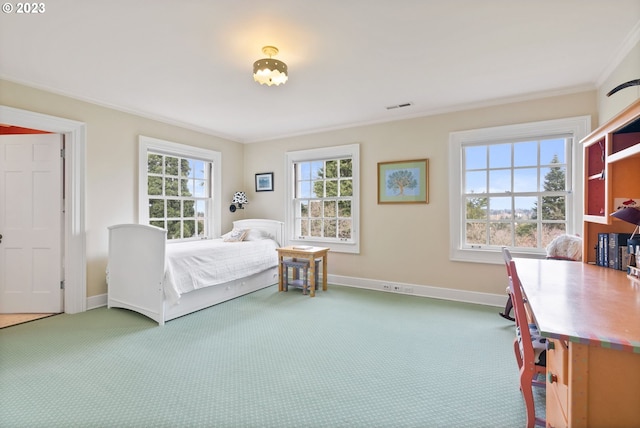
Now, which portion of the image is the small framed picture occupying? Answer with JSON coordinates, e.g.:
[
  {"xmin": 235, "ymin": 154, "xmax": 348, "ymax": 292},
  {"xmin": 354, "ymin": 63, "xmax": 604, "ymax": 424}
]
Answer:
[
  {"xmin": 255, "ymin": 172, "xmax": 274, "ymax": 192},
  {"xmin": 378, "ymin": 159, "xmax": 429, "ymax": 204}
]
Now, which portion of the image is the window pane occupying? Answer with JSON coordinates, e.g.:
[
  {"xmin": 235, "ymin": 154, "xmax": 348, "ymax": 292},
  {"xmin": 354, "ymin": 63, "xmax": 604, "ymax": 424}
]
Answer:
[
  {"xmin": 338, "ymin": 219, "xmax": 352, "ymax": 239},
  {"xmin": 513, "ymin": 168, "xmax": 537, "ymax": 192},
  {"xmin": 184, "ymin": 200, "xmax": 195, "ymax": 217},
  {"xmin": 191, "ymin": 160, "xmax": 206, "ymax": 179},
  {"xmin": 340, "ymin": 159, "xmax": 352, "ymax": 178},
  {"xmin": 148, "ymin": 154, "xmax": 163, "ymax": 174},
  {"xmin": 298, "ymin": 162, "xmax": 311, "ymax": 180},
  {"xmin": 149, "ymin": 199, "xmax": 164, "ymax": 218},
  {"xmin": 309, "ymin": 200, "xmax": 322, "ymax": 217},
  {"xmin": 465, "ymin": 171, "xmax": 486, "ymax": 193},
  {"xmin": 324, "ymin": 219, "xmax": 337, "ymax": 238},
  {"xmin": 312, "ymin": 180, "xmax": 324, "ymax": 197},
  {"xmin": 542, "ymin": 223, "xmax": 566, "ymax": 248},
  {"xmin": 181, "ymin": 178, "xmax": 190, "ymax": 196},
  {"xmin": 466, "ymin": 197, "xmax": 487, "ymax": 220},
  {"xmin": 167, "ymin": 220, "xmax": 181, "ymax": 239},
  {"xmin": 326, "ymin": 180, "xmax": 338, "ymax": 197},
  {"xmin": 148, "ymin": 176, "xmax": 163, "ymax": 196},
  {"xmin": 310, "ymin": 219, "xmax": 322, "ymax": 237},
  {"xmin": 298, "ymin": 181, "xmax": 311, "ymax": 198},
  {"xmin": 541, "ymin": 195, "xmax": 565, "ymax": 220},
  {"xmin": 194, "ymin": 180, "xmax": 207, "ymax": 197},
  {"xmin": 338, "ymin": 200, "xmax": 351, "ymax": 217},
  {"xmin": 325, "ymin": 160, "xmax": 337, "ymax": 178},
  {"xmin": 515, "ymin": 223, "xmax": 537, "ymax": 247},
  {"xmin": 311, "ymin": 161, "xmax": 323, "ymax": 180},
  {"xmin": 297, "ymin": 200, "xmax": 309, "ymax": 217},
  {"xmin": 466, "ymin": 222, "xmax": 487, "ymax": 245},
  {"xmin": 324, "ymin": 200, "xmax": 336, "ymax": 217},
  {"xmin": 300, "ymin": 218, "xmax": 309, "ymax": 236},
  {"xmin": 165, "ymin": 178, "xmax": 179, "ymax": 196},
  {"xmin": 489, "ymin": 169, "xmax": 510, "ymax": 193},
  {"xmin": 541, "ymin": 138, "xmax": 565, "ymax": 164},
  {"xmin": 540, "ymin": 166, "xmax": 566, "ymax": 191},
  {"xmin": 465, "ymin": 146, "xmax": 486, "ymax": 169},
  {"xmin": 183, "ymin": 220, "xmax": 196, "ymax": 238},
  {"xmin": 167, "ymin": 200, "xmax": 181, "ymax": 218},
  {"xmin": 489, "ymin": 143, "xmax": 510, "ymax": 168},
  {"xmin": 180, "ymin": 159, "xmax": 190, "ymax": 177},
  {"xmin": 165, "ymin": 157, "xmax": 179, "ymax": 176},
  {"xmin": 490, "ymin": 197, "xmax": 512, "ymax": 219},
  {"xmin": 513, "ymin": 141, "xmax": 537, "ymax": 167},
  {"xmin": 195, "ymin": 200, "xmax": 206, "ymax": 218},
  {"xmin": 339, "ymin": 179, "xmax": 353, "ymax": 196},
  {"xmin": 489, "ymin": 222, "xmax": 512, "ymax": 246}
]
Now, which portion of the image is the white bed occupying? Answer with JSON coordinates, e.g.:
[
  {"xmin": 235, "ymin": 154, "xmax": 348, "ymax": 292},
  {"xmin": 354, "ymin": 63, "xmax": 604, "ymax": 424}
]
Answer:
[{"xmin": 107, "ymin": 219, "xmax": 284, "ymax": 325}]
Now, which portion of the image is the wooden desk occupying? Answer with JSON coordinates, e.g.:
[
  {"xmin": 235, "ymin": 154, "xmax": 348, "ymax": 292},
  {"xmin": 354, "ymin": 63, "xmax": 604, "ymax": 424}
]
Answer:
[
  {"xmin": 514, "ymin": 258, "xmax": 640, "ymax": 428},
  {"xmin": 276, "ymin": 246, "xmax": 329, "ymax": 297}
]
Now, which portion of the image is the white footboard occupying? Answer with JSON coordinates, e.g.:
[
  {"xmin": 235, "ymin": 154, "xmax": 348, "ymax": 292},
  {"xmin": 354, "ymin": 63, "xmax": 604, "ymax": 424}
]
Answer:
[
  {"xmin": 107, "ymin": 224, "xmax": 167, "ymax": 325},
  {"xmin": 107, "ymin": 219, "xmax": 283, "ymax": 326}
]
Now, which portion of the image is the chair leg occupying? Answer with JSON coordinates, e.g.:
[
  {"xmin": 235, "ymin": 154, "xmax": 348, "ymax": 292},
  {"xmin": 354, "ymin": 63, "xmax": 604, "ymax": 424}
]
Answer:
[{"xmin": 520, "ymin": 373, "xmax": 536, "ymax": 428}]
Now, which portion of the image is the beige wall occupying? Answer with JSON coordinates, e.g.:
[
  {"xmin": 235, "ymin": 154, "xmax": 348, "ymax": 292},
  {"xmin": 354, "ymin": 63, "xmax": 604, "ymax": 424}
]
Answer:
[
  {"xmin": 243, "ymin": 91, "xmax": 598, "ymax": 296},
  {"xmin": 2, "ymin": 38, "xmax": 636, "ymax": 303},
  {"xmin": 0, "ymin": 80, "xmax": 244, "ymax": 298},
  {"xmin": 598, "ymin": 40, "xmax": 640, "ymax": 123}
]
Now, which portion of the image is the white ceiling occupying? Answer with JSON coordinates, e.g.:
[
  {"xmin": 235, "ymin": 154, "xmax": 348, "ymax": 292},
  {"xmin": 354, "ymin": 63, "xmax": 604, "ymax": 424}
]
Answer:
[{"xmin": 1, "ymin": 1, "xmax": 639, "ymax": 143}]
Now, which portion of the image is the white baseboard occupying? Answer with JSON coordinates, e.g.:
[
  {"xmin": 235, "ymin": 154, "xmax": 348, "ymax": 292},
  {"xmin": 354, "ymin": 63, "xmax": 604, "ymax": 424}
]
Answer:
[
  {"xmin": 86, "ymin": 276, "xmax": 507, "ymax": 312},
  {"xmin": 86, "ymin": 293, "xmax": 107, "ymax": 310},
  {"xmin": 327, "ymin": 274, "xmax": 506, "ymax": 307}
]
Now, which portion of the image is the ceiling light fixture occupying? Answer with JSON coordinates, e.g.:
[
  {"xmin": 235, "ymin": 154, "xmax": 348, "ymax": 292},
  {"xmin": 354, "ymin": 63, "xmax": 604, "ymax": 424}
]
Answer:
[{"xmin": 253, "ymin": 46, "xmax": 288, "ymax": 86}]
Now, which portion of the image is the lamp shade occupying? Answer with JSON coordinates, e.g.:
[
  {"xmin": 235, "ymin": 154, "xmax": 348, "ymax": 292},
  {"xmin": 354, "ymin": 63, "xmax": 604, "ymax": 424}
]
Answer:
[
  {"xmin": 253, "ymin": 46, "xmax": 288, "ymax": 86},
  {"xmin": 232, "ymin": 191, "xmax": 248, "ymax": 205},
  {"xmin": 610, "ymin": 206, "xmax": 640, "ymax": 225}
]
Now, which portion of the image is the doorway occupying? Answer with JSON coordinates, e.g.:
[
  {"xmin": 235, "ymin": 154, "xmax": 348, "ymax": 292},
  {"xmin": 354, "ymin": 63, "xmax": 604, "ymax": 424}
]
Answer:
[{"xmin": 0, "ymin": 105, "xmax": 86, "ymax": 315}]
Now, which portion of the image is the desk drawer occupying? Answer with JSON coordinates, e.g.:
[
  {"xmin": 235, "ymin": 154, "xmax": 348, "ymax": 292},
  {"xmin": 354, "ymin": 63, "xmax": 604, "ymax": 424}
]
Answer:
[{"xmin": 547, "ymin": 338, "xmax": 569, "ymax": 423}]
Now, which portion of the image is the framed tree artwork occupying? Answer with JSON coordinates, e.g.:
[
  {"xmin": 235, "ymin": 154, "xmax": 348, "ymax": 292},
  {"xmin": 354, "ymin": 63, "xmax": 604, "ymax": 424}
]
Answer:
[{"xmin": 377, "ymin": 159, "xmax": 428, "ymax": 204}]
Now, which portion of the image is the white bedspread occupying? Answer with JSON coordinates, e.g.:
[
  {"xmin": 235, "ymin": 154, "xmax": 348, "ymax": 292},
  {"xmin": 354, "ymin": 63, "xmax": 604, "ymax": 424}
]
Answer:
[{"xmin": 163, "ymin": 238, "xmax": 278, "ymax": 304}]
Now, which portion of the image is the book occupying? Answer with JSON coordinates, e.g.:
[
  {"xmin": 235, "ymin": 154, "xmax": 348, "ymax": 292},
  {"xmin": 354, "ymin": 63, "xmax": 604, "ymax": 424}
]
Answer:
[
  {"xmin": 608, "ymin": 233, "xmax": 632, "ymax": 270},
  {"xmin": 292, "ymin": 245, "xmax": 313, "ymax": 250}
]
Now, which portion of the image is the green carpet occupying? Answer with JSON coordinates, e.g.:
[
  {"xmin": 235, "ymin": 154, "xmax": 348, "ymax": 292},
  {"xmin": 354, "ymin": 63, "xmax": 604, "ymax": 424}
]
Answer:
[{"xmin": 0, "ymin": 285, "xmax": 541, "ymax": 427}]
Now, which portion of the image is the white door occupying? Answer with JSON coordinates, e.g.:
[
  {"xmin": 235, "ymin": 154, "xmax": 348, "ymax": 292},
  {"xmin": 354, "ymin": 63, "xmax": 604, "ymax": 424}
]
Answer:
[{"xmin": 0, "ymin": 133, "xmax": 63, "ymax": 313}]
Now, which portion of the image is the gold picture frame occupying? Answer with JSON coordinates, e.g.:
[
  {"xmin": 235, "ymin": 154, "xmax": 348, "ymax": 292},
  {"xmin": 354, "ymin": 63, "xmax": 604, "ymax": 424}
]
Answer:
[{"xmin": 377, "ymin": 159, "xmax": 429, "ymax": 204}]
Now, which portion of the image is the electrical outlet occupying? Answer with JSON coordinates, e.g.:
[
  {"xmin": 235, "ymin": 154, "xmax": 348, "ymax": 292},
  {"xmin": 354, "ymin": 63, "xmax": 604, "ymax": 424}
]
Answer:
[
  {"xmin": 403, "ymin": 286, "xmax": 414, "ymax": 294},
  {"xmin": 383, "ymin": 284, "xmax": 391, "ymax": 291},
  {"xmin": 393, "ymin": 285, "xmax": 402, "ymax": 292}
]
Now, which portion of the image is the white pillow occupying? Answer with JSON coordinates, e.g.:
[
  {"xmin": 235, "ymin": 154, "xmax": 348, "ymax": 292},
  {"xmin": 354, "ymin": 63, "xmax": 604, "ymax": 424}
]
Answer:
[
  {"xmin": 222, "ymin": 228, "xmax": 248, "ymax": 242},
  {"xmin": 244, "ymin": 228, "xmax": 269, "ymax": 241}
]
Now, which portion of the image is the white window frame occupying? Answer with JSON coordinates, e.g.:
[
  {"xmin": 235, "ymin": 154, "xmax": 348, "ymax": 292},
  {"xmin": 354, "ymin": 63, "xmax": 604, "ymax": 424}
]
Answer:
[
  {"xmin": 449, "ymin": 116, "xmax": 590, "ymax": 263},
  {"xmin": 285, "ymin": 144, "xmax": 360, "ymax": 254},
  {"xmin": 139, "ymin": 136, "xmax": 222, "ymax": 240}
]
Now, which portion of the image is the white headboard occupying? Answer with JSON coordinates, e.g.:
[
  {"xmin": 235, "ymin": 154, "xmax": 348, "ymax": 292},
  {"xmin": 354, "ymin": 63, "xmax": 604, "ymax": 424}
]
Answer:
[{"xmin": 232, "ymin": 219, "xmax": 284, "ymax": 246}]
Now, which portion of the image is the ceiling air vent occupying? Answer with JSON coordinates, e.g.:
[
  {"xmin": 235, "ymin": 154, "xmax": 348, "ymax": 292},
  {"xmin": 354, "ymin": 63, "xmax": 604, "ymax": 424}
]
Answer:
[{"xmin": 386, "ymin": 102, "xmax": 413, "ymax": 110}]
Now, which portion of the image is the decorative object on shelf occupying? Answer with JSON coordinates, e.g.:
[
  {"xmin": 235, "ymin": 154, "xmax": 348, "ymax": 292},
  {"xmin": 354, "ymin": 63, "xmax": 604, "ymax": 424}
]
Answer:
[
  {"xmin": 610, "ymin": 204, "xmax": 640, "ymax": 239},
  {"xmin": 377, "ymin": 159, "xmax": 429, "ymax": 204},
  {"xmin": 229, "ymin": 191, "xmax": 248, "ymax": 213},
  {"xmin": 253, "ymin": 46, "xmax": 288, "ymax": 86},
  {"xmin": 255, "ymin": 172, "xmax": 274, "ymax": 192},
  {"xmin": 606, "ymin": 79, "xmax": 640, "ymax": 97}
]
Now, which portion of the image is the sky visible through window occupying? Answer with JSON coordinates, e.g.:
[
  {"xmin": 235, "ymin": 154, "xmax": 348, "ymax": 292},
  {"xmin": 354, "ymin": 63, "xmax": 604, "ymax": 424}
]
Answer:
[{"xmin": 464, "ymin": 138, "xmax": 566, "ymax": 211}]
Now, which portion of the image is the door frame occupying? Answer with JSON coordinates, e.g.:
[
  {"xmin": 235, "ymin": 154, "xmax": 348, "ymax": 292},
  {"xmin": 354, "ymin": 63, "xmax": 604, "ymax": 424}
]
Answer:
[{"xmin": 0, "ymin": 105, "xmax": 86, "ymax": 314}]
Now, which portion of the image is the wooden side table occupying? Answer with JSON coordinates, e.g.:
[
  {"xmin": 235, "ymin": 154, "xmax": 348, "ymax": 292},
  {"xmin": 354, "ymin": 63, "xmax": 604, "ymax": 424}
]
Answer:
[{"xmin": 276, "ymin": 246, "xmax": 329, "ymax": 297}]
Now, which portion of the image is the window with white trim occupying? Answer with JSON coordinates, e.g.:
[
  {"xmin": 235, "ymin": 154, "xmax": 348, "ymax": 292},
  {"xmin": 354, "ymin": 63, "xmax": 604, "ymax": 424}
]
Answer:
[
  {"xmin": 139, "ymin": 136, "xmax": 222, "ymax": 240},
  {"xmin": 449, "ymin": 116, "xmax": 589, "ymax": 263},
  {"xmin": 285, "ymin": 144, "xmax": 360, "ymax": 253}
]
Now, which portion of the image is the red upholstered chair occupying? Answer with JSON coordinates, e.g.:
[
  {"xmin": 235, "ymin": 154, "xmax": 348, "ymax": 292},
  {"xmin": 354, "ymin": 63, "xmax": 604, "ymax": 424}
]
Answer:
[{"xmin": 502, "ymin": 247, "xmax": 546, "ymax": 428}]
